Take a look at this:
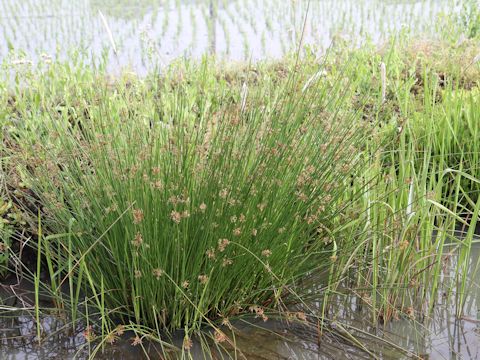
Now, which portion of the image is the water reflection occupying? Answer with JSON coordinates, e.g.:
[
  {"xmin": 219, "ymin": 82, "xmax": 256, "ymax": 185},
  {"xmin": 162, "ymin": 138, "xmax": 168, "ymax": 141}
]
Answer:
[{"xmin": 1, "ymin": 240, "xmax": 480, "ymax": 359}]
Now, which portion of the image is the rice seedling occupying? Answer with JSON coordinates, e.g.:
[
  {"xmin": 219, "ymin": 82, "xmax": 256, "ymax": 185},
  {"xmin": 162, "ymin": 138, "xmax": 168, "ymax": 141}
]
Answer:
[{"xmin": 3, "ymin": 0, "xmax": 467, "ymax": 73}]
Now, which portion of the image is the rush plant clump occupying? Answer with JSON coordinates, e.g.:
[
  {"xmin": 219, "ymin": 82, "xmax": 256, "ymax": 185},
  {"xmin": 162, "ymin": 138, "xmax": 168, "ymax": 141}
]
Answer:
[{"xmin": 13, "ymin": 58, "xmax": 370, "ymax": 341}]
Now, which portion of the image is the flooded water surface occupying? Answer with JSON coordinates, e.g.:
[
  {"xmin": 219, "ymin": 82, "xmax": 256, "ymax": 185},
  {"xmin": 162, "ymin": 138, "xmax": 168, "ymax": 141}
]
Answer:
[
  {"xmin": 0, "ymin": 0, "xmax": 462, "ymax": 73},
  {"xmin": 2, "ymin": 240, "xmax": 479, "ymax": 359}
]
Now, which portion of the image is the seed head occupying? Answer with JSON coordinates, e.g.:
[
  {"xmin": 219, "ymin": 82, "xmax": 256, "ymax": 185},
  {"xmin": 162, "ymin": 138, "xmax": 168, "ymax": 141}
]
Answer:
[
  {"xmin": 248, "ymin": 304, "xmax": 268, "ymax": 321},
  {"xmin": 131, "ymin": 232, "xmax": 143, "ymax": 248},
  {"xmin": 170, "ymin": 210, "xmax": 182, "ymax": 223},
  {"xmin": 261, "ymin": 249, "xmax": 272, "ymax": 257},
  {"xmin": 153, "ymin": 180, "xmax": 163, "ymax": 190},
  {"xmin": 83, "ymin": 325, "xmax": 95, "ymax": 342},
  {"xmin": 305, "ymin": 214, "xmax": 318, "ymax": 225},
  {"xmin": 214, "ymin": 330, "xmax": 227, "ymax": 343},
  {"xmin": 405, "ymin": 306, "xmax": 415, "ymax": 320},
  {"xmin": 222, "ymin": 258, "xmax": 233, "ymax": 267},
  {"xmin": 198, "ymin": 274, "xmax": 209, "ymax": 284},
  {"xmin": 296, "ymin": 312, "xmax": 307, "ymax": 321},
  {"xmin": 296, "ymin": 192, "xmax": 308, "ymax": 202},
  {"xmin": 132, "ymin": 208, "xmax": 144, "ymax": 224},
  {"xmin": 131, "ymin": 336, "xmax": 142, "ymax": 346},
  {"xmin": 183, "ymin": 336, "xmax": 193, "ymax": 350},
  {"xmin": 206, "ymin": 248, "xmax": 216, "ymax": 259},
  {"xmin": 221, "ymin": 317, "xmax": 232, "ymax": 329},
  {"xmin": 218, "ymin": 238, "xmax": 230, "ymax": 252},
  {"xmin": 152, "ymin": 268, "xmax": 164, "ymax": 280},
  {"xmin": 399, "ymin": 240, "xmax": 409, "ymax": 251},
  {"xmin": 105, "ymin": 333, "xmax": 118, "ymax": 344},
  {"xmin": 115, "ymin": 325, "xmax": 125, "ymax": 336}
]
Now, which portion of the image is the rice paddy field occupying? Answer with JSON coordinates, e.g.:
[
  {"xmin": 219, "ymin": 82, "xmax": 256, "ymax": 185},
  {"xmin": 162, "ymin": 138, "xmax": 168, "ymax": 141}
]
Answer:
[
  {"xmin": 1, "ymin": 0, "xmax": 480, "ymax": 359},
  {"xmin": 0, "ymin": 0, "xmax": 470, "ymax": 72}
]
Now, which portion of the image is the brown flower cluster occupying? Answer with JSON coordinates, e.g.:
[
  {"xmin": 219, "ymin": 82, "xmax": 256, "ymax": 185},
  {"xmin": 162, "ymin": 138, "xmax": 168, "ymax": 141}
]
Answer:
[
  {"xmin": 198, "ymin": 274, "xmax": 209, "ymax": 284},
  {"xmin": 152, "ymin": 268, "xmax": 164, "ymax": 280},
  {"xmin": 249, "ymin": 305, "xmax": 268, "ymax": 322},
  {"xmin": 132, "ymin": 208, "xmax": 144, "ymax": 224},
  {"xmin": 218, "ymin": 238, "xmax": 230, "ymax": 252}
]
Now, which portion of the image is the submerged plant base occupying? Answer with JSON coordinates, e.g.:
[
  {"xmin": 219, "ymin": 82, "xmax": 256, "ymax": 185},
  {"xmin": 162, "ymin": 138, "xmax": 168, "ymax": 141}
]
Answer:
[{"xmin": 2, "ymin": 238, "xmax": 480, "ymax": 360}]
